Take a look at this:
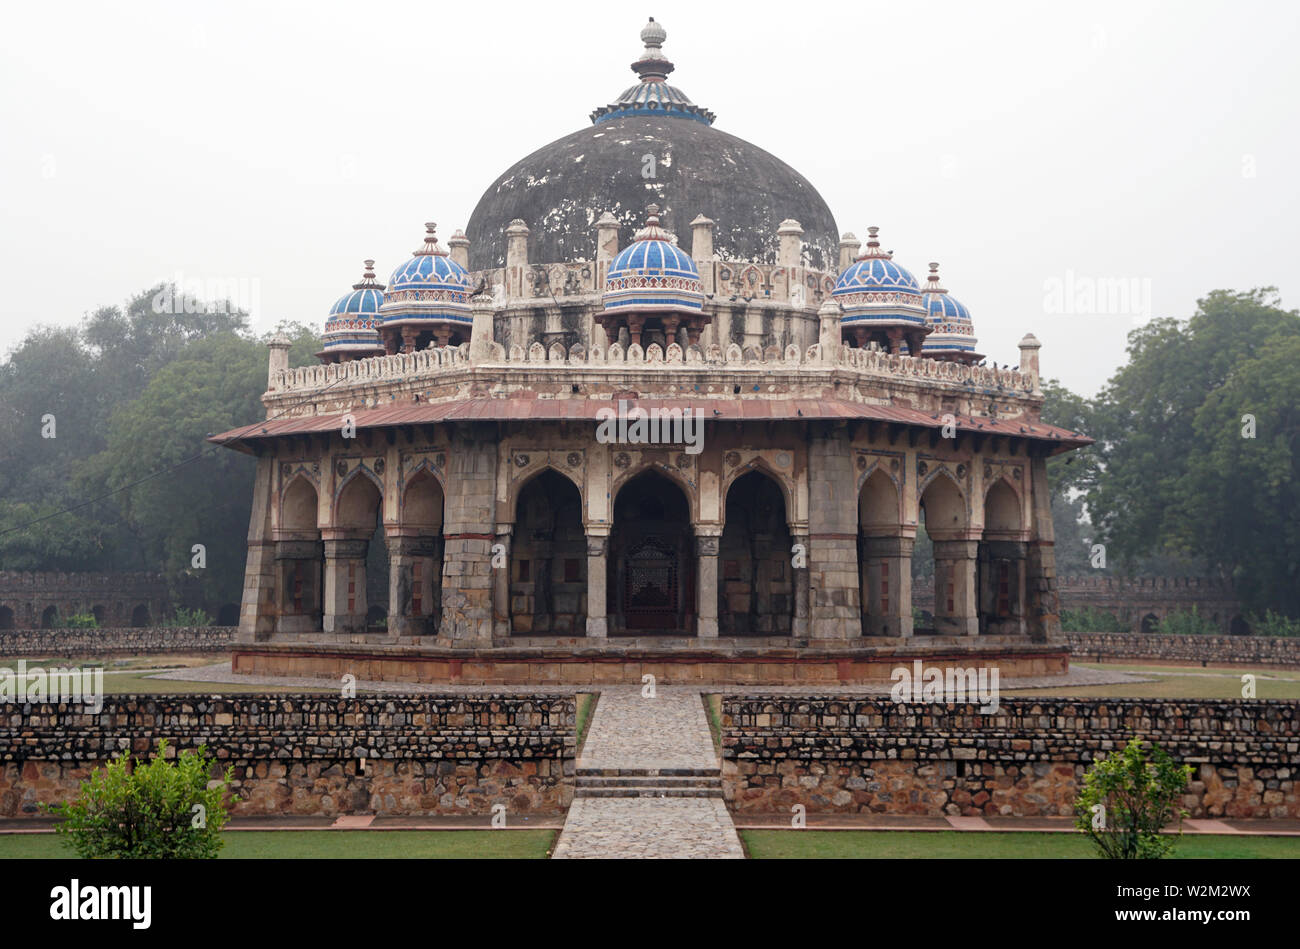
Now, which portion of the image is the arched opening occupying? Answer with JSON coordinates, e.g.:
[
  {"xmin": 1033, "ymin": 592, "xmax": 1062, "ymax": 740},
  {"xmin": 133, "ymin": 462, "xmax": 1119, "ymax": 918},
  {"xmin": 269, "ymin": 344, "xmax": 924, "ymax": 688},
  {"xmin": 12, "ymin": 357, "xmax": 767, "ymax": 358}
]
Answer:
[
  {"xmin": 511, "ymin": 470, "xmax": 586, "ymax": 635},
  {"xmin": 277, "ymin": 476, "xmax": 324, "ymax": 633},
  {"xmin": 390, "ymin": 468, "xmax": 445, "ymax": 636},
  {"xmin": 91, "ymin": 604, "xmax": 106, "ymax": 626},
  {"xmin": 978, "ymin": 479, "xmax": 1026, "ymax": 636},
  {"xmin": 1230, "ymin": 614, "xmax": 1250, "ymax": 636},
  {"xmin": 330, "ymin": 472, "xmax": 385, "ymax": 634},
  {"xmin": 1141, "ymin": 612, "xmax": 1159, "ymax": 633},
  {"xmin": 130, "ymin": 604, "xmax": 150, "ymax": 627},
  {"xmin": 610, "ymin": 470, "xmax": 693, "ymax": 634},
  {"xmin": 917, "ymin": 472, "xmax": 974, "ymax": 636},
  {"xmin": 41, "ymin": 605, "xmax": 59, "ymax": 628},
  {"xmin": 720, "ymin": 470, "xmax": 793, "ymax": 636},
  {"xmin": 858, "ymin": 468, "xmax": 908, "ymax": 636},
  {"xmin": 216, "ymin": 603, "xmax": 240, "ymax": 626},
  {"xmin": 0, "ymin": 605, "xmax": 14, "ymax": 630}
]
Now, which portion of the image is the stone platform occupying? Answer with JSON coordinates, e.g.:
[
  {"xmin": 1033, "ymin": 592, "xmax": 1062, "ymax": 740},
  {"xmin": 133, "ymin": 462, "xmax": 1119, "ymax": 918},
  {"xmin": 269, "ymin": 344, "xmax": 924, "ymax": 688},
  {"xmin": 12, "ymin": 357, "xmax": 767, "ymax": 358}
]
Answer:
[{"xmin": 232, "ymin": 636, "xmax": 1068, "ymax": 686}]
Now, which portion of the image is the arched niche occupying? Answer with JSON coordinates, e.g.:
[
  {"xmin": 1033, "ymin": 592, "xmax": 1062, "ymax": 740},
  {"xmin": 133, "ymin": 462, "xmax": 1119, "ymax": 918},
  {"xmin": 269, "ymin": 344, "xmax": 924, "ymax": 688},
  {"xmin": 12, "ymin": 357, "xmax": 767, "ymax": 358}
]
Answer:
[
  {"xmin": 719, "ymin": 469, "xmax": 793, "ymax": 636},
  {"xmin": 510, "ymin": 469, "xmax": 586, "ymax": 635}
]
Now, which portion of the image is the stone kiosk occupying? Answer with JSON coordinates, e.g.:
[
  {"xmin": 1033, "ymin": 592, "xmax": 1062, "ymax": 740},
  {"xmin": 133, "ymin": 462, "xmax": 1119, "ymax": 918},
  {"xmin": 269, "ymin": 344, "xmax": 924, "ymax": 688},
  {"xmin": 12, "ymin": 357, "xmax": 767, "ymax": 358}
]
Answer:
[{"xmin": 212, "ymin": 19, "xmax": 1090, "ymax": 685}]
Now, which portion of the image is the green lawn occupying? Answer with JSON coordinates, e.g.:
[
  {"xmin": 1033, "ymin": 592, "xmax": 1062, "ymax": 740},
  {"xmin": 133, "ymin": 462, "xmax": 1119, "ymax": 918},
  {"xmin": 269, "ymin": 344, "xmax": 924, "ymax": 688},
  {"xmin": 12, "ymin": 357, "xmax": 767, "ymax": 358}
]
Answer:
[
  {"xmin": 1003, "ymin": 662, "xmax": 1300, "ymax": 700},
  {"xmin": 575, "ymin": 693, "xmax": 596, "ymax": 751},
  {"xmin": 0, "ymin": 830, "xmax": 556, "ymax": 859},
  {"xmin": 740, "ymin": 830, "xmax": 1300, "ymax": 859}
]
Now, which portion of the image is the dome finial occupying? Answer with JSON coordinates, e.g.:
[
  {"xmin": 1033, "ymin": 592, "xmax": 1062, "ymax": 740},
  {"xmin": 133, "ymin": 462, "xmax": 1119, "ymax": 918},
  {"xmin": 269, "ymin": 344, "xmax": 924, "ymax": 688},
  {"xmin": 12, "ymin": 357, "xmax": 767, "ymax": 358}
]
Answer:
[
  {"xmin": 631, "ymin": 203, "xmax": 674, "ymax": 243},
  {"xmin": 926, "ymin": 262, "xmax": 946, "ymax": 294},
  {"xmin": 353, "ymin": 259, "xmax": 385, "ymax": 290},
  {"xmin": 633, "ymin": 17, "xmax": 673, "ymax": 82},
  {"xmin": 415, "ymin": 222, "xmax": 448, "ymax": 257},
  {"xmin": 857, "ymin": 225, "xmax": 892, "ymax": 260}
]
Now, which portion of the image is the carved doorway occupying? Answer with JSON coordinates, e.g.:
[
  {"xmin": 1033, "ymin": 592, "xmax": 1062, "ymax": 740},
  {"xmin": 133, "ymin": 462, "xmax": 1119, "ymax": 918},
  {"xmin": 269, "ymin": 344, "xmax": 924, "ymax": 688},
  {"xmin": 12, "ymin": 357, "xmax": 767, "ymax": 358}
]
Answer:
[{"xmin": 610, "ymin": 471, "xmax": 693, "ymax": 634}]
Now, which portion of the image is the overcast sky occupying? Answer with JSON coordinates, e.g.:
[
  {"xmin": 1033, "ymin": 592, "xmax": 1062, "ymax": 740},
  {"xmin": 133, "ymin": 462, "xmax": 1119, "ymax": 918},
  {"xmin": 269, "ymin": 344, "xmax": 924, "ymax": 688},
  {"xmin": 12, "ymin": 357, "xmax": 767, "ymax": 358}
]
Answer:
[{"xmin": 2, "ymin": 0, "xmax": 1296, "ymax": 396}]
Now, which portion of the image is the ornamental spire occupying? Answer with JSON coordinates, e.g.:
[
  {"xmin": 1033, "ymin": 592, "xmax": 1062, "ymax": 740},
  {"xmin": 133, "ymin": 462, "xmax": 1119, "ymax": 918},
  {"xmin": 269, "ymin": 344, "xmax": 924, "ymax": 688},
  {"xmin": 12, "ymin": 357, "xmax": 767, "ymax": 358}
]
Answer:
[
  {"xmin": 925, "ymin": 262, "xmax": 946, "ymax": 295},
  {"xmin": 856, "ymin": 225, "xmax": 893, "ymax": 260},
  {"xmin": 413, "ymin": 222, "xmax": 449, "ymax": 257},
  {"xmin": 631, "ymin": 203, "xmax": 676, "ymax": 243},
  {"xmin": 590, "ymin": 18, "xmax": 715, "ymax": 126},
  {"xmin": 633, "ymin": 17, "xmax": 673, "ymax": 82},
  {"xmin": 352, "ymin": 259, "xmax": 385, "ymax": 291}
]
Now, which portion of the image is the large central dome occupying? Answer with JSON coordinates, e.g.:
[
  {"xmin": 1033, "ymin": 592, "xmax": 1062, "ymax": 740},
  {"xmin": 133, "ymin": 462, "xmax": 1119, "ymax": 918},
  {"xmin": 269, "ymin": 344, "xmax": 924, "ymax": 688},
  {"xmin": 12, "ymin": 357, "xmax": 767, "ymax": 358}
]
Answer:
[{"xmin": 466, "ymin": 18, "xmax": 839, "ymax": 272}]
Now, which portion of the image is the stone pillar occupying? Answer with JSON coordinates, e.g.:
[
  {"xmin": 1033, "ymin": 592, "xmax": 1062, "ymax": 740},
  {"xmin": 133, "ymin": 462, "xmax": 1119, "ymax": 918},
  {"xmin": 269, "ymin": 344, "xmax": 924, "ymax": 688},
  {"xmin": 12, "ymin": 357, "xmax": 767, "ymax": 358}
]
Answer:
[
  {"xmin": 862, "ymin": 535, "xmax": 914, "ymax": 637},
  {"xmin": 585, "ymin": 530, "xmax": 609, "ymax": 638},
  {"xmin": 807, "ymin": 424, "xmax": 862, "ymax": 639},
  {"xmin": 321, "ymin": 535, "xmax": 369, "ymax": 634},
  {"xmin": 777, "ymin": 219, "xmax": 803, "ymax": 268},
  {"xmin": 469, "ymin": 297, "xmax": 495, "ymax": 364},
  {"xmin": 438, "ymin": 430, "xmax": 497, "ymax": 645},
  {"xmin": 932, "ymin": 539, "xmax": 979, "ymax": 636},
  {"xmin": 491, "ymin": 526, "xmax": 512, "ymax": 636},
  {"xmin": 978, "ymin": 540, "xmax": 1027, "ymax": 636},
  {"xmin": 1019, "ymin": 333, "xmax": 1042, "ymax": 394},
  {"xmin": 791, "ymin": 530, "xmax": 811, "ymax": 637},
  {"xmin": 817, "ymin": 299, "xmax": 841, "ymax": 362},
  {"xmin": 266, "ymin": 333, "xmax": 291, "ymax": 393},
  {"xmin": 838, "ymin": 232, "xmax": 861, "ymax": 271},
  {"xmin": 273, "ymin": 539, "xmax": 323, "ymax": 635},
  {"xmin": 388, "ymin": 534, "xmax": 440, "ymax": 637},
  {"xmin": 1025, "ymin": 453, "xmax": 1062, "ymax": 642},
  {"xmin": 239, "ymin": 456, "xmax": 277, "ymax": 643},
  {"xmin": 691, "ymin": 214, "xmax": 715, "ymax": 295},
  {"xmin": 447, "ymin": 228, "xmax": 470, "ymax": 270},
  {"xmin": 695, "ymin": 530, "xmax": 721, "ymax": 638},
  {"xmin": 595, "ymin": 212, "xmax": 620, "ymax": 261}
]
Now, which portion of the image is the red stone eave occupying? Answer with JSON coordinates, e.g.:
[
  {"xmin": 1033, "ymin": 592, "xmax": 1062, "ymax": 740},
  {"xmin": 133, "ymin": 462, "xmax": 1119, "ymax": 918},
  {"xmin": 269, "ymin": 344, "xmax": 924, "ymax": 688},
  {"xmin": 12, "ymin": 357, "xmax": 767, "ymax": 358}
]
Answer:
[{"xmin": 208, "ymin": 398, "xmax": 1092, "ymax": 455}]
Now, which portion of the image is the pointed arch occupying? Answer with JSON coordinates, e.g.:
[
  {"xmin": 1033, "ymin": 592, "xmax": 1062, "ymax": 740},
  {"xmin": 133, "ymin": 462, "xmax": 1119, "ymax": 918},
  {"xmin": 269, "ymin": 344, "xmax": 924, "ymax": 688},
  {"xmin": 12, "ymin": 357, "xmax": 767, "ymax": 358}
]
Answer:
[
  {"xmin": 983, "ymin": 477, "xmax": 1023, "ymax": 536},
  {"xmin": 721, "ymin": 457, "xmax": 795, "ymax": 529},
  {"xmin": 509, "ymin": 464, "xmax": 585, "ymax": 525},
  {"xmin": 720, "ymin": 469, "xmax": 794, "ymax": 635},
  {"xmin": 401, "ymin": 467, "xmax": 445, "ymax": 530},
  {"xmin": 510, "ymin": 468, "xmax": 587, "ymax": 635},
  {"xmin": 858, "ymin": 466, "xmax": 902, "ymax": 535},
  {"xmin": 611, "ymin": 461, "xmax": 698, "ymax": 523},
  {"xmin": 334, "ymin": 466, "xmax": 383, "ymax": 530},
  {"xmin": 281, "ymin": 474, "xmax": 320, "ymax": 535},
  {"xmin": 919, "ymin": 467, "xmax": 966, "ymax": 537}
]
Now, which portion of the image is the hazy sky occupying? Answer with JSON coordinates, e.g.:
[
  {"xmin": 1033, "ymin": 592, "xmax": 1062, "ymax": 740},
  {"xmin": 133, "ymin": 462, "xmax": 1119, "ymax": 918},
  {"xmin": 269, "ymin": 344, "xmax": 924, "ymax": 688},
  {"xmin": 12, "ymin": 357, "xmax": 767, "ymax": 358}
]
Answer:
[{"xmin": 2, "ymin": 0, "xmax": 1296, "ymax": 396}]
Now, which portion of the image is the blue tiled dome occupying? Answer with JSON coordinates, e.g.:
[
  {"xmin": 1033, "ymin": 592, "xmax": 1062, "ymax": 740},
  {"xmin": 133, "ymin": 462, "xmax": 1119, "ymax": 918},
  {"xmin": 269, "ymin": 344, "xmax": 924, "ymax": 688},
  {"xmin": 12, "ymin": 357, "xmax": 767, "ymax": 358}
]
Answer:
[
  {"xmin": 380, "ymin": 224, "xmax": 474, "ymax": 328},
  {"xmin": 920, "ymin": 262, "xmax": 981, "ymax": 359},
  {"xmin": 602, "ymin": 205, "xmax": 704, "ymax": 316},
  {"xmin": 320, "ymin": 261, "xmax": 385, "ymax": 358},
  {"xmin": 832, "ymin": 226, "xmax": 927, "ymax": 328}
]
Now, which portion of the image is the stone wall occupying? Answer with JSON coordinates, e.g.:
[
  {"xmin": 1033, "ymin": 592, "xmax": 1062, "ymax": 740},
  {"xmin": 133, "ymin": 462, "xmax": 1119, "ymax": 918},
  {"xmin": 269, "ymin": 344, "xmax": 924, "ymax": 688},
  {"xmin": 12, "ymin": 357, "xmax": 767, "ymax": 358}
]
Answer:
[
  {"xmin": 0, "ymin": 571, "xmax": 182, "ymax": 631},
  {"xmin": 0, "ymin": 626, "xmax": 232, "ymax": 657},
  {"xmin": 722, "ymin": 696, "xmax": 1300, "ymax": 819},
  {"xmin": 0, "ymin": 694, "xmax": 575, "ymax": 818},
  {"xmin": 1068, "ymin": 632, "xmax": 1300, "ymax": 667}
]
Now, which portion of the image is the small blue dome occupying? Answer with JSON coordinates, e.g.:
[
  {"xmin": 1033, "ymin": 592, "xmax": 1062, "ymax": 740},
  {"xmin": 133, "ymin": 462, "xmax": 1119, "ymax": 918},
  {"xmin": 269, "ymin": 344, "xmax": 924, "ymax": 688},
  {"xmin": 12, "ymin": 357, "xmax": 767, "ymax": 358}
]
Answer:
[
  {"xmin": 920, "ymin": 263, "xmax": 981, "ymax": 359},
  {"xmin": 602, "ymin": 205, "xmax": 704, "ymax": 316},
  {"xmin": 831, "ymin": 227, "xmax": 926, "ymax": 327},
  {"xmin": 380, "ymin": 224, "xmax": 473, "ymax": 327},
  {"xmin": 320, "ymin": 261, "xmax": 386, "ymax": 358}
]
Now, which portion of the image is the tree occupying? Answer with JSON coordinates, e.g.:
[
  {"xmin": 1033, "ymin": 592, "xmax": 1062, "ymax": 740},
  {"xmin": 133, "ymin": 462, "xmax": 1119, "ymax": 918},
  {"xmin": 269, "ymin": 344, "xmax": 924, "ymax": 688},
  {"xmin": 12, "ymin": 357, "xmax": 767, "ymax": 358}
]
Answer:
[
  {"xmin": 1074, "ymin": 736, "xmax": 1192, "ymax": 859},
  {"xmin": 47, "ymin": 739, "xmax": 233, "ymax": 859}
]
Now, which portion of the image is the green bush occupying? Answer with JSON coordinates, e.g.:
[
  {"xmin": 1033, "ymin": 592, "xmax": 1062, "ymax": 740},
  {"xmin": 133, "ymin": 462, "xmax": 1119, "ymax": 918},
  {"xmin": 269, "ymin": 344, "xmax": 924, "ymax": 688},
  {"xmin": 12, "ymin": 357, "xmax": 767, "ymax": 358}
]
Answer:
[
  {"xmin": 1246, "ymin": 610, "xmax": 1300, "ymax": 637},
  {"xmin": 59, "ymin": 612, "xmax": 99, "ymax": 629},
  {"xmin": 1074, "ymin": 736, "xmax": 1192, "ymax": 859},
  {"xmin": 1060, "ymin": 607, "xmax": 1127, "ymax": 632},
  {"xmin": 163, "ymin": 607, "xmax": 212, "ymax": 627},
  {"xmin": 46, "ymin": 739, "xmax": 233, "ymax": 859},
  {"xmin": 1157, "ymin": 606, "xmax": 1217, "ymax": 636}
]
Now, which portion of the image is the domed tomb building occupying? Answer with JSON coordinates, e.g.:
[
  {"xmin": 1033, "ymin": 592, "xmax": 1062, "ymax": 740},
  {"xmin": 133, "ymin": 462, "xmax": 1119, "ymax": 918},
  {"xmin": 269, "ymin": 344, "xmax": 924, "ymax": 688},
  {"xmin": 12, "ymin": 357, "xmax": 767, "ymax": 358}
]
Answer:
[{"xmin": 213, "ymin": 19, "xmax": 1090, "ymax": 685}]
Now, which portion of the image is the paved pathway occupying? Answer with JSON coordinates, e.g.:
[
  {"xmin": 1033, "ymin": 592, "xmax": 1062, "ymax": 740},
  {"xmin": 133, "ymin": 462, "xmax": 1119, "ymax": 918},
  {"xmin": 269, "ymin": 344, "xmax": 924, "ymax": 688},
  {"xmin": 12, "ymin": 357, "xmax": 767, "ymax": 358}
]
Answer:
[{"xmin": 552, "ymin": 686, "xmax": 744, "ymax": 859}]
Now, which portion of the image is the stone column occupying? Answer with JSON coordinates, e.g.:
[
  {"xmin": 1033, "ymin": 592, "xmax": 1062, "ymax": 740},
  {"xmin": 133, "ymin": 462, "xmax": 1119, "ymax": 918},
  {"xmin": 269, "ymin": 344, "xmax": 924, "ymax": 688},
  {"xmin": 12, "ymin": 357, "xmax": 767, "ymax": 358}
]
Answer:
[
  {"xmin": 807, "ymin": 424, "xmax": 862, "ymax": 639},
  {"xmin": 862, "ymin": 535, "xmax": 914, "ymax": 638},
  {"xmin": 273, "ymin": 539, "xmax": 323, "ymax": 635},
  {"xmin": 240, "ymin": 456, "xmax": 277, "ymax": 643},
  {"xmin": 321, "ymin": 535, "xmax": 369, "ymax": 634},
  {"xmin": 388, "ymin": 534, "xmax": 440, "ymax": 637},
  {"xmin": 447, "ymin": 229, "xmax": 470, "ymax": 270},
  {"xmin": 438, "ymin": 431, "xmax": 498, "ymax": 645},
  {"xmin": 695, "ymin": 530, "xmax": 721, "ymax": 638},
  {"xmin": 978, "ymin": 540, "xmax": 1027, "ymax": 636},
  {"xmin": 791, "ymin": 530, "xmax": 810, "ymax": 637},
  {"xmin": 932, "ymin": 539, "xmax": 979, "ymax": 636},
  {"xmin": 585, "ymin": 530, "xmax": 609, "ymax": 638},
  {"xmin": 838, "ymin": 232, "xmax": 861, "ymax": 271},
  {"xmin": 777, "ymin": 219, "xmax": 804, "ymax": 268},
  {"xmin": 492, "ymin": 526, "xmax": 512, "ymax": 637},
  {"xmin": 1025, "ymin": 453, "xmax": 1062, "ymax": 642}
]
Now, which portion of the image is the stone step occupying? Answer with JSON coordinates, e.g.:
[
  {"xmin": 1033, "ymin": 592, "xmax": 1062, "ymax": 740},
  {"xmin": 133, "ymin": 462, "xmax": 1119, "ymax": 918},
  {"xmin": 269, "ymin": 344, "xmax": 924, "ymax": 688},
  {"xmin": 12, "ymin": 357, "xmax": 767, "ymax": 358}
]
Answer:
[
  {"xmin": 574, "ymin": 786, "xmax": 725, "ymax": 799},
  {"xmin": 575, "ymin": 766, "xmax": 719, "ymax": 778},
  {"xmin": 576, "ymin": 775, "xmax": 721, "ymax": 789}
]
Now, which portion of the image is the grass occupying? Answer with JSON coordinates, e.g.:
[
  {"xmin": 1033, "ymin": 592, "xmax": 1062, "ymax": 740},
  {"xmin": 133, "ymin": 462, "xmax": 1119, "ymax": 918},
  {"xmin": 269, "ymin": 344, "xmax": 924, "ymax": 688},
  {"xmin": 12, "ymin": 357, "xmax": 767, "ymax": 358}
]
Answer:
[
  {"xmin": 0, "ymin": 830, "xmax": 556, "ymax": 859},
  {"xmin": 703, "ymin": 693, "xmax": 722, "ymax": 754},
  {"xmin": 575, "ymin": 693, "xmax": 596, "ymax": 752},
  {"xmin": 1002, "ymin": 662, "xmax": 1300, "ymax": 700},
  {"xmin": 740, "ymin": 830, "xmax": 1300, "ymax": 859}
]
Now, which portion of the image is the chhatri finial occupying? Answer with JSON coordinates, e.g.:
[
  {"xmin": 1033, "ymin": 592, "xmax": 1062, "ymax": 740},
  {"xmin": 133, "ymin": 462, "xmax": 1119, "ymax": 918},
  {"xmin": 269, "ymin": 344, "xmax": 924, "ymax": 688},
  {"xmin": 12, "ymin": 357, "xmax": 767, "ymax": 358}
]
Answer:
[
  {"xmin": 925, "ymin": 262, "xmax": 946, "ymax": 294},
  {"xmin": 633, "ymin": 16, "xmax": 673, "ymax": 81},
  {"xmin": 632, "ymin": 203, "xmax": 675, "ymax": 243},
  {"xmin": 353, "ymin": 259, "xmax": 385, "ymax": 290},
  {"xmin": 857, "ymin": 225, "xmax": 892, "ymax": 260},
  {"xmin": 414, "ymin": 222, "xmax": 448, "ymax": 257}
]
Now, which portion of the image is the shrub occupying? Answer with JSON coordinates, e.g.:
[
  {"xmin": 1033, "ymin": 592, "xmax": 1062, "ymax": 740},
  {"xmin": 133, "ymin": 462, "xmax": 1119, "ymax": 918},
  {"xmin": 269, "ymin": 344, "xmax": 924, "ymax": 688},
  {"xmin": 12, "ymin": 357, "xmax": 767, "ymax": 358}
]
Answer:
[
  {"xmin": 46, "ymin": 739, "xmax": 233, "ymax": 859},
  {"xmin": 1060, "ymin": 606, "xmax": 1127, "ymax": 632},
  {"xmin": 60, "ymin": 612, "xmax": 99, "ymax": 629},
  {"xmin": 1246, "ymin": 610, "xmax": 1300, "ymax": 638},
  {"xmin": 1074, "ymin": 736, "xmax": 1192, "ymax": 859},
  {"xmin": 1157, "ymin": 606, "xmax": 1217, "ymax": 636},
  {"xmin": 163, "ymin": 607, "xmax": 212, "ymax": 627}
]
